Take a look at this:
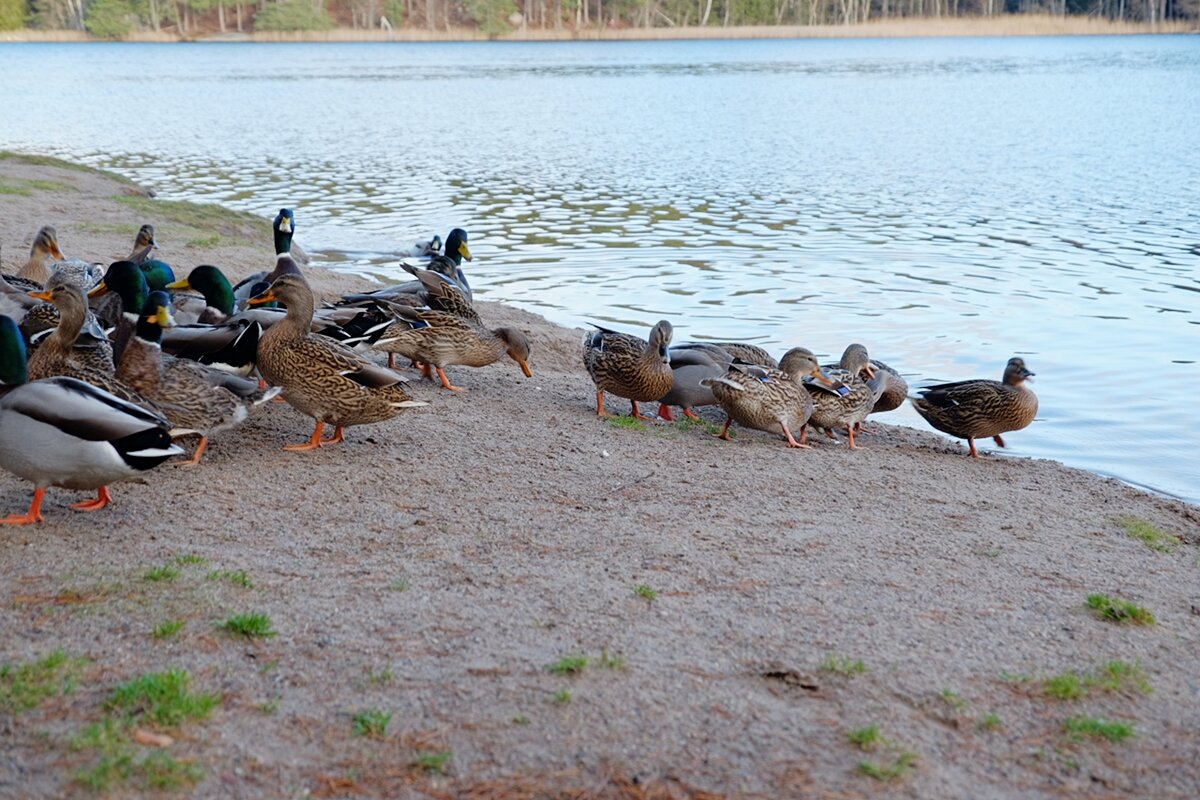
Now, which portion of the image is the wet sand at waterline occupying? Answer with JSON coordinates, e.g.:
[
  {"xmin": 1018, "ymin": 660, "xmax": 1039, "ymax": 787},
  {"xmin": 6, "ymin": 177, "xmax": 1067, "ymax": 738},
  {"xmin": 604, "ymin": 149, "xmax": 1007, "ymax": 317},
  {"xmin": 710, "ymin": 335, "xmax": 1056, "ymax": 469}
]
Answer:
[{"xmin": 1, "ymin": 154, "xmax": 1198, "ymax": 798}]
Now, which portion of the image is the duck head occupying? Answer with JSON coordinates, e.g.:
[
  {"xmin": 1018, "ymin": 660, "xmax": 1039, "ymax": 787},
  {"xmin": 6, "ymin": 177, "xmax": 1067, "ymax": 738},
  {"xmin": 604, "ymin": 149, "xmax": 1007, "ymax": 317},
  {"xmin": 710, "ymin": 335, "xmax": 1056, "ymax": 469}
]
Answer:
[
  {"xmin": 31, "ymin": 226, "xmax": 64, "ymax": 261},
  {"xmin": 838, "ymin": 343, "xmax": 876, "ymax": 380},
  {"xmin": 444, "ymin": 228, "xmax": 471, "ymax": 265},
  {"xmin": 167, "ymin": 265, "xmax": 235, "ymax": 316},
  {"xmin": 89, "ymin": 260, "xmax": 150, "ymax": 316},
  {"xmin": 495, "ymin": 327, "xmax": 533, "ymax": 378},
  {"xmin": 648, "ymin": 320, "xmax": 673, "ymax": 364},
  {"xmin": 273, "ymin": 208, "xmax": 295, "ymax": 256},
  {"xmin": 248, "ymin": 273, "xmax": 309, "ymax": 311},
  {"xmin": 135, "ymin": 291, "xmax": 174, "ymax": 344},
  {"xmin": 1003, "ymin": 357, "xmax": 1035, "ymax": 385},
  {"xmin": 781, "ymin": 347, "xmax": 835, "ymax": 386}
]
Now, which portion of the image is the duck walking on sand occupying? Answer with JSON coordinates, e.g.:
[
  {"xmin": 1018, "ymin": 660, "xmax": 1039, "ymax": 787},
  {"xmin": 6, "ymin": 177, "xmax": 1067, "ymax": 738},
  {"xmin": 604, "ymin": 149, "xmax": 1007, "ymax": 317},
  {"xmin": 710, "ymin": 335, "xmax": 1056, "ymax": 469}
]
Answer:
[
  {"xmin": 911, "ymin": 357, "xmax": 1038, "ymax": 458},
  {"xmin": 0, "ymin": 315, "xmax": 182, "ymax": 524},
  {"xmin": 582, "ymin": 321, "xmax": 674, "ymax": 420},
  {"xmin": 249, "ymin": 274, "xmax": 427, "ymax": 452},
  {"xmin": 702, "ymin": 347, "xmax": 832, "ymax": 448},
  {"xmin": 806, "ymin": 345, "xmax": 876, "ymax": 450}
]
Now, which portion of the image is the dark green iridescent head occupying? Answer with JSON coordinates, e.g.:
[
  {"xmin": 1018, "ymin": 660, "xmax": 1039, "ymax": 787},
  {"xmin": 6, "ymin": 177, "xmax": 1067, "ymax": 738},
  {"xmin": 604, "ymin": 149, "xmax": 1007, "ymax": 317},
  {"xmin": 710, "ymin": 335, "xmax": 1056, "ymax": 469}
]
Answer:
[
  {"xmin": 274, "ymin": 208, "xmax": 295, "ymax": 255},
  {"xmin": 444, "ymin": 228, "xmax": 471, "ymax": 265},
  {"xmin": 135, "ymin": 291, "xmax": 173, "ymax": 344},
  {"xmin": 168, "ymin": 265, "xmax": 234, "ymax": 316},
  {"xmin": 140, "ymin": 258, "xmax": 177, "ymax": 292},
  {"xmin": 0, "ymin": 315, "xmax": 28, "ymax": 386},
  {"xmin": 92, "ymin": 260, "xmax": 150, "ymax": 316}
]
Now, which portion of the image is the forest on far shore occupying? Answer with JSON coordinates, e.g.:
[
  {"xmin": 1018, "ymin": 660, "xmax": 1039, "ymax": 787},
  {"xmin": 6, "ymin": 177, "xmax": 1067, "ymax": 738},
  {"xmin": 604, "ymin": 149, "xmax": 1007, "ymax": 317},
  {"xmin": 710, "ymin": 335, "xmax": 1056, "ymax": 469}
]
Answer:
[{"xmin": 0, "ymin": 0, "xmax": 1195, "ymax": 41}]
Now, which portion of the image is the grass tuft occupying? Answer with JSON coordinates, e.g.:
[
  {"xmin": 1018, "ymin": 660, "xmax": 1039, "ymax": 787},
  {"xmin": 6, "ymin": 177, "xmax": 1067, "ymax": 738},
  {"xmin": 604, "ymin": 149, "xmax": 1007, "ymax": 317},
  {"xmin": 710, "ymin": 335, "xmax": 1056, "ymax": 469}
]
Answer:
[
  {"xmin": 821, "ymin": 654, "xmax": 867, "ymax": 676},
  {"xmin": 940, "ymin": 689, "xmax": 968, "ymax": 711},
  {"xmin": 412, "ymin": 751, "xmax": 452, "ymax": 774},
  {"xmin": 152, "ymin": 620, "xmax": 184, "ymax": 640},
  {"xmin": 175, "ymin": 554, "xmax": 206, "ymax": 566},
  {"xmin": 550, "ymin": 689, "xmax": 572, "ymax": 705},
  {"xmin": 1042, "ymin": 660, "xmax": 1151, "ymax": 700},
  {"xmin": 388, "ymin": 578, "xmax": 410, "ymax": 592},
  {"xmin": 72, "ymin": 718, "xmax": 202, "ymax": 792},
  {"xmin": 979, "ymin": 713, "xmax": 1002, "ymax": 730},
  {"xmin": 857, "ymin": 751, "xmax": 916, "ymax": 781},
  {"xmin": 847, "ymin": 724, "xmax": 881, "ymax": 750},
  {"xmin": 207, "ymin": 569, "xmax": 253, "ymax": 589},
  {"xmin": 1043, "ymin": 672, "xmax": 1086, "ymax": 701},
  {"xmin": 351, "ymin": 708, "xmax": 392, "ymax": 738},
  {"xmin": 511, "ymin": 714, "xmax": 530, "ymax": 725},
  {"xmin": 142, "ymin": 564, "xmax": 179, "ymax": 583},
  {"xmin": 0, "ymin": 650, "xmax": 84, "ymax": 714},
  {"xmin": 633, "ymin": 584, "xmax": 657, "ymax": 601},
  {"xmin": 606, "ymin": 415, "xmax": 646, "ymax": 430},
  {"xmin": 219, "ymin": 612, "xmax": 275, "ymax": 638},
  {"xmin": 1085, "ymin": 594, "xmax": 1155, "ymax": 625},
  {"xmin": 1062, "ymin": 716, "xmax": 1133, "ymax": 743},
  {"xmin": 1114, "ymin": 516, "xmax": 1178, "ymax": 552},
  {"xmin": 597, "ymin": 649, "xmax": 627, "ymax": 670},
  {"xmin": 547, "ymin": 654, "xmax": 589, "ymax": 676},
  {"xmin": 105, "ymin": 669, "xmax": 218, "ymax": 728}
]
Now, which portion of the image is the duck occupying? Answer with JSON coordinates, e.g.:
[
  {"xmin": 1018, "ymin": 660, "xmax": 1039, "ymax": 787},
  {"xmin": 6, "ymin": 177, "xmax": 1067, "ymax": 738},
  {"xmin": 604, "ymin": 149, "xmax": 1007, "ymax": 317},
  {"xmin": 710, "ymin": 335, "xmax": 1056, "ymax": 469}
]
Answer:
[
  {"xmin": 582, "ymin": 321, "xmax": 674, "ymax": 420},
  {"xmin": 117, "ymin": 292, "xmax": 279, "ymax": 465},
  {"xmin": 361, "ymin": 303, "xmax": 533, "ymax": 391},
  {"xmin": 248, "ymin": 274, "xmax": 427, "ymax": 451},
  {"xmin": 87, "ymin": 260, "xmax": 150, "ymax": 365},
  {"xmin": 334, "ymin": 230, "xmax": 473, "ymax": 310},
  {"xmin": 165, "ymin": 265, "xmax": 237, "ymax": 324},
  {"xmin": 159, "ymin": 316, "xmax": 263, "ymax": 377},
  {"xmin": 868, "ymin": 359, "xmax": 909, "ymax": 414},
  {"xmin": 406, "ymin": 234, "xmax": 443, "ymax": 259},
  {"xmin": 676, "ymin": 341, "xmax": 778, "ymax": 370},
  {"xmin": 125, "ymin": 224, "xmax": 176, "ymax": 289},
  {"xmin": 14, "ymin": 226, "xmax": 65, "ymax": 287},
  {"xmin": 127, "ymin": 224, "xmax": 157, "ymax": 265},
  {"xmin": 804, "ymin": 345, "xmax": 876, "ymax": 450},
  {"xmin": 701, "ymin": 348, "xmax": 831, "ymax": 448},
  {"xmin": 910, "ymin": 357, "xmax": 1038, "ymax": 458},
  {"xmin": 0, "ymin": 314, "xmax": 182, "ymax": 524},
  {"xmin": 655, "ymin": 344, "xmax": 731, "ymax": 422},
  {"xmin": 231, "ymin": 208, "xmax": 303, "ymax": 307}
]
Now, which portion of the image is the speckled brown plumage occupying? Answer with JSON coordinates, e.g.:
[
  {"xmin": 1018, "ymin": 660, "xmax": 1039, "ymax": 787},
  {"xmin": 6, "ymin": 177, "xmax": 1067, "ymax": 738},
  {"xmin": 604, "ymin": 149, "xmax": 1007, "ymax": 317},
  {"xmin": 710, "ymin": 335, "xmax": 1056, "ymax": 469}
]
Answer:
[
  {"xmin": 868, "ymin": 359, "xmax": 908, "ymax": 414},
  {"xmin": 806, "ymin": 345, "xmax": 876, "ymax": 450},
  {"xmin": 582, "ymin": 321, "xmax": 673, "ymax": 419},
  {"xmin": 911, "ymin": 357, "xmax": 1038, "ymax": 458},
  {"xmin": 701, "ymin": 348, "xmax": 823, "ymax": 448},
  {"xmin": 707, "ymin": 342, "xmax": 778, "ymax": 369},
  {"xmin": 15, "ymin": 226, "xmax": 63, "ymax": 286},
  {"xmin": 251, "ymin": 274, "xmax": 425, "ymax": 450}
]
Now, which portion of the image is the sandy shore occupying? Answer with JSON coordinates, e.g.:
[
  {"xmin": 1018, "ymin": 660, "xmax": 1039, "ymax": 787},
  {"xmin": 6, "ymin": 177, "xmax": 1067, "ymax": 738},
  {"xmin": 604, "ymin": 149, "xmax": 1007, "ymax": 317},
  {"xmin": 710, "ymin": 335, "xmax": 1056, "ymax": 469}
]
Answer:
[{"xmin": 1, "ymin": 153, "xmax": 1198, "ymax": 798}]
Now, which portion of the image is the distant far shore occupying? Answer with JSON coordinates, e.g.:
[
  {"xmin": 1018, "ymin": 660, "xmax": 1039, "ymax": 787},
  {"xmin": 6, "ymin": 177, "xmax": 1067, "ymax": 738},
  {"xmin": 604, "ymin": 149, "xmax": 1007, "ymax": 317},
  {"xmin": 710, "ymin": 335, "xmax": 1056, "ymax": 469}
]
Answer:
[{"xmin": 1, "ymin": 15, "xmax": 1194, "ymax": 43}]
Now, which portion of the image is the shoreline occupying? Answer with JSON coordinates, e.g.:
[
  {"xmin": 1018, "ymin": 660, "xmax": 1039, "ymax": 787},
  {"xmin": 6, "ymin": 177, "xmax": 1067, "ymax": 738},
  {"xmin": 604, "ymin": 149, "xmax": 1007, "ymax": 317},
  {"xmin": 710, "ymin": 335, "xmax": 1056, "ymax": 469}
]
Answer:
[
  {"xmin": 1, "ymin": 16, "xmax": 1195, "ymax": 43},
  {"xmin": 2, "ymin": 152, "xmax": 1198, "ymax": 798}
]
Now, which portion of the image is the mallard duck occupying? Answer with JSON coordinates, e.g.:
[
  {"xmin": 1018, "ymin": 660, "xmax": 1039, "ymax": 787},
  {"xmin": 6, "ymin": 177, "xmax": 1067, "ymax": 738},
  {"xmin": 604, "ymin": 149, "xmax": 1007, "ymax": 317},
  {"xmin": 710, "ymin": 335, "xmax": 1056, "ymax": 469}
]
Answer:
[
  {"xmin": 125, "ymin": 224, "xmax": 175, "ymax": 289},
  {"xmin": 232, "ymin": 208, "xmax": 302, "ymax": 306},
  {"xmin": 805, "ymin": 346, "xmax": 875, "ymax": 450},
  {"xmin": 405, "ymin": 234, "xmax": 443, "ymax": 259},
  {"xmin": 911, "ymin": 357, "xmax": 1038, "ymax": 458},
  {"xmin": 249, "ymin": 274, "xmax": 427, "ymax": 451},
  {"xmin": 335, "ymin": 231, "xmax": 473, "ymax": 311},
  {"xmin": 0, "ymin": 314, "xmax": 182, "ymax": 524},
  {"xmin": 583, "ymin": 321, "xmax": 673, "ymax": 420},
  {"xmin": 127, "ymin": 224, "xmax": 157, "ymax": 265},
  {"xmin": 655, "ymin": 344, "xmax": 731, "ymax": 421},
  {"xmin": 15, "ymin": 226, "xmax": 65, "ymax": 286},
  {"xmin": 26, "ymin": 282, "xmax": 120, "ymax": 381},
  {"xmin": 868, "ymin": 359, "xmax": 909, "ymax": 414},
  {"xmin": 87, "ymin": 260, "xmax": 152, "ymax": 365},
  {"xmin": 117, "ymin": 292, "xmax": 279, "ymax": 465},
  {"xmin": 362, "ymin": 304, "xmax": 532, "ymax": 391},
  {"xmin": 165, "ymin": 265, "xmax": 237, "ymax": 324},
  {"xmin": 701, "ymin": 348, "xmax": 830, "ymax": 448}
]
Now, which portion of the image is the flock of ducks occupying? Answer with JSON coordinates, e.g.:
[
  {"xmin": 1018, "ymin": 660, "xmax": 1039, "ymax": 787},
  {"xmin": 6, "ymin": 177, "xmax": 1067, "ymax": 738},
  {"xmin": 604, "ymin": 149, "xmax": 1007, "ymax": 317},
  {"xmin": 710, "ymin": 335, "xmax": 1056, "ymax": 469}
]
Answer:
[{"xmin": 0, "ymin": 211, "xmax": 1039, "ymax": 525}]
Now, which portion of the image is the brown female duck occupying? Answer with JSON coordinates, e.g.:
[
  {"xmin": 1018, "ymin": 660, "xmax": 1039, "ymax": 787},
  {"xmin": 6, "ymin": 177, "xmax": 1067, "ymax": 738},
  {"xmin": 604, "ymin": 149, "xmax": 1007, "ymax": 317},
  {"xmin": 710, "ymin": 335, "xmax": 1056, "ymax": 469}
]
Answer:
[
  {"xmin": 25, "ymin": 283, "xmax": 125, "ymax": 389},
  {"xmin": 701, "ymin": 347, "xmax": 831, "ymax": 448},
  {"xmin": 805, "ymin": 345, "xmax": 876, "ymax": 450},
  {"xmin": 911, "ymin": 357, "xmax": 1038, "ymax": 458},
  {"xmin": 582, "ymin": 321, "xmax": 673, "ymax": 420},
  {"xmin": 249, "ymin": 274, "xmax": 426, "ymax": 451}
]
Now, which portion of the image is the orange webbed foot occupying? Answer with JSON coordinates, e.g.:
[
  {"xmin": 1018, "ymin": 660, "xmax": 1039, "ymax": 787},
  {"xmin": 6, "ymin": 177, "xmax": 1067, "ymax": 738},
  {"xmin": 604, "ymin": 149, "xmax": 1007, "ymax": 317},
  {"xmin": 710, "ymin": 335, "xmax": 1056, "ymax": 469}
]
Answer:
[{"xmin": 69, "ymin": 486, "xmax": 113, "ymax": 512}]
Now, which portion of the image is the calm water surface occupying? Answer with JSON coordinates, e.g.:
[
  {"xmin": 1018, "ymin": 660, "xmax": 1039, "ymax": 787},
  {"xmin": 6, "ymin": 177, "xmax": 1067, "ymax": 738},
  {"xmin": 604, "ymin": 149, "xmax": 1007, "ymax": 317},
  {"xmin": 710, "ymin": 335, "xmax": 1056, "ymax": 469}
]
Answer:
[{"xmin": 1, "ymin": 38, "xmax": 1198, "ymax": 503}]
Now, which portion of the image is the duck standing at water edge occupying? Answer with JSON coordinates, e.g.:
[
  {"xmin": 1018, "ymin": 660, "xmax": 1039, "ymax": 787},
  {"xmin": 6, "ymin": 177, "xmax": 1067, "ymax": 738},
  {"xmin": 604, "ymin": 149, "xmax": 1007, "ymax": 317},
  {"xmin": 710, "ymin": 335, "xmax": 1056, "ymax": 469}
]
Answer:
[
  {"xmin": 911, "ymin": 357, "xmax": 1038, "ymax": 458},
  {"xmin": 0, "ymin": 315, "xmax": 182, "ymax": 524},
  {"xmin": 702, "ymin": 347, "xmax": 831, "ymax": 449},
  {"xmin": 583, "ymin": 321, "xmax": 674, "ymax": 420}
]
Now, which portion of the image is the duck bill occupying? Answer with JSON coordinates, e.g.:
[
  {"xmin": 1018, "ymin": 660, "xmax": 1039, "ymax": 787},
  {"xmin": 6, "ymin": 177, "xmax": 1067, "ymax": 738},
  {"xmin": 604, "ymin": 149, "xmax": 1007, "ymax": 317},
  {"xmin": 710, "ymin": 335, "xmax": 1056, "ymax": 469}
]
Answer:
[
  {"xmin": 278, "ymin": 216, "xmax": 292, "ymax": 234},
  {"xmin": 248, "ymin": 289, "xmax": 277, "ymax": 306},
  {"xmin": 810, "ymin": 368, "xmax": 836, "ymax": 386},
  {"xmin": 518, "ymin": 359, "xmax": 532, "ymax": 378},
  {"xmin": 48, "ymin": 242, "xmax": 65, "ymax": 261},
  {"xmin": 863, "ymin": 365, "xmax": 877, "ymax": 380},
  {"xmin": 164, "ymin": 278, "xmax": 191, "ymax": 291},
  {"xmin": 28, "ymin": 289, "xmax": 53, "ymax": 302},
  {"xmin": 458, "ymin": 242, "xmax": 473, "ymax": 262},
  {"xmin": 1022, "ymin": 371, "xmax": 1035, "ymax": 382},
  {"xmin": 152, "ymin": 306, "xmax": 174, "ymax": 327},
  {"xmin": 87, "ymin": 281, "xmax": 110, "ymax": 298}
]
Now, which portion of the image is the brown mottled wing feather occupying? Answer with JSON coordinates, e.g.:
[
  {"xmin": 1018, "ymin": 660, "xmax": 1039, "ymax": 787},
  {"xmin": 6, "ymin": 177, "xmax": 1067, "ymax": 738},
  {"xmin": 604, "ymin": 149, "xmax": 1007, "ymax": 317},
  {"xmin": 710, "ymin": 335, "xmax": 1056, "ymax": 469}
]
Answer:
[{"xmin": 912, "ymin": 379, "xmax": 1038, "ymax": 440}]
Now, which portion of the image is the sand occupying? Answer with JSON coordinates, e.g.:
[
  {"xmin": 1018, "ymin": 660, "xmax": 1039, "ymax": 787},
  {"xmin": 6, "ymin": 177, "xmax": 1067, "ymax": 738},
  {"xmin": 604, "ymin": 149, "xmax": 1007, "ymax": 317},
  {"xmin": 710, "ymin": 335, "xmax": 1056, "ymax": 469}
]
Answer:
[{"xmin": 0, "ymin": 153, "xmax": 1197, "ymax": 799}]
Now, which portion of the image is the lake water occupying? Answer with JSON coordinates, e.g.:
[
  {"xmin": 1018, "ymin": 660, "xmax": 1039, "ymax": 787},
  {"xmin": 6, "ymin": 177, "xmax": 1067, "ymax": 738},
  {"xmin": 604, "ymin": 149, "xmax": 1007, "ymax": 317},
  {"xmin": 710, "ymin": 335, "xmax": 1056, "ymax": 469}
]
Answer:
[{"xmin": 1, "ymin": 38, "xmax": 1197, "ymax": 504}]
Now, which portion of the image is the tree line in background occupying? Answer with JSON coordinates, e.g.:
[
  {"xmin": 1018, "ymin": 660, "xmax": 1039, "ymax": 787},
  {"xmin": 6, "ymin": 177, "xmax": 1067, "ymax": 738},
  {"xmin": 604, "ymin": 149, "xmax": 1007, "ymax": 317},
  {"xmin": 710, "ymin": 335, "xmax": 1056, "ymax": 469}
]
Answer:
[{"xmin": 0, "ymin": 0, "xmax": 1195, "ymax": 38}]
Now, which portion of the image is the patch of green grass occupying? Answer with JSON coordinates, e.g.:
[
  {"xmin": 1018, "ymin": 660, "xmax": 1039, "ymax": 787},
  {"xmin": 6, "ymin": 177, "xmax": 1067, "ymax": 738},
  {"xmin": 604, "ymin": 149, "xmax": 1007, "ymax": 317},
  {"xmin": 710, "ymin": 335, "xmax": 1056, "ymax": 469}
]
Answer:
[
  {"xmin": 185, "ymin": 234, "xmax": 222, "ymax": 248},
  {"xmin": 550, "ymin": 689, "xmax": 572, "ymax": 705},
  {"xmin": 142, "ymin": 563, "xmax": 179, "ymax": 583},
  {"xmin": 1114, "ymin": 516, "xmax": 1178, "ymax": 552},
  {"xmin": 547, "ymin": 654, "xmax": 589, "ymax": 676},
  {"xmin": 388, "ymin": 578, "xmax": 410, "ymax": 592},
  {"xmin": 1062, "ymin": 716, "xmax": 1133, "ymax": 743},
  {"xmin": 207, "ymin": 569, "xmax": 253, "ymax": 589},
  {"xmin": 511, "ymin": 714, "xmax": 530, "ymax": 725},
  {"xmin": 1000, "ymin": 670, "xmax": 1033, "ymax": 684},
  {"xmin": 1085, "ymin": 594, "xmax": 1155, "ymax": 625},
  {"xmin": 0, "ymin": 182, "xmax": 33, "ymax": 196},
  {"xmin": 139, "ymin": 751, "xmax": 204, "ymax": 790},
  {"xmin": 606, "ymin": 415, "xmax": 646, "ymax": 430},
  {"xmin": 979, "ymin": 713, "xmax": 1002, "ymax": 731},
  {"xmin": 1043, "ymin": 672, "xmax": 1086, "ymax": 701},
  {"xmin": 672, "ymin": 416, "xmax": 723, "ymax": 435},
  {"xmin": 0, "ymin": 650, "xmax": 84, "ymax": 714},
  {"xmin": 821, "ymin": 654, "xmax": 867, "ymax": 676},
  {"xmin": 847, "ymin": 724, "xmax": 881, "ymax": 750},
  {"xmin": 857, "ymin": 751, "xmax": 916, "ymax": 781},
  {"xmin": 105, "ymin": 669, "xmax": 218, "ymax": 728},
  {"xmin": 175, "ymin": 554, "xmax": 206, "ymax": 566},
  {"xmin": 113, "ymin": 194, "xmax": 260, "ymax": 229},
  {"xmin": 1089, "ymin": 660, "xmax": 1151, "ymax": 695},
  {"xmin": 597, "ymin": 649, "xmax": 626, "ymax": 670},
  {"xmin": 940, "ymin": 689, "xmax": 968, "ymax": 711},
  {"xmin": 152, "ymin": 620, "xmax": 184, "ymax": 640},
  {"xmin": 350, "ymin": 708, "xmax": 392, "ymax": 738},
  {"xmin": 23, "ymin": 178, "xmax": 76, "ymax": 193},
  {"xmin": 365, "ymin": 666, "xmax": 393, "ymax": 687},
  {"xmin": 412, "ymin": 750, "xmax": 452, "ymax": 774},
  {"xmin": 219, "ymin": 612, "xmax": 275, "ymax": 638},
  {"xmin": 72, "ymin": 718, "xmax": 202, "ymax": 792},
  {"xmin": 633, "ymin": 584, "xmax": 657, "ymax": 601}
]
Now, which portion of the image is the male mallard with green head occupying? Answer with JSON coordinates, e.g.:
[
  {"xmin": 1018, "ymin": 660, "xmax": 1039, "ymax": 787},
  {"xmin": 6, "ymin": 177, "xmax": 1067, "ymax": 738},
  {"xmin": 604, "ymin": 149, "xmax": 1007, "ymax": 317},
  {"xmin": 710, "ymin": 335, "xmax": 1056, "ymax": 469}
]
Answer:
[{"xmin": 911, "ymin": 357, "xmax": 1038, "ymax": 458}]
